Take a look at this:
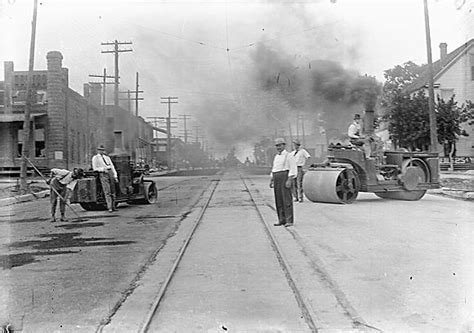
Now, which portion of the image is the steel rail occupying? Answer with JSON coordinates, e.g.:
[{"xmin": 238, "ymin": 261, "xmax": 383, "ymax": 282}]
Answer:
[
  {"xmin": 240, "ymin": 175, "xmax": 319, "ymax": 333},
  {"xmin": 138, "ymin": 178, "xmax": 220, "ymax": 333},
  {"xmin": 243, "ymin": 176, "xmax": 382, "ymax": 332}
]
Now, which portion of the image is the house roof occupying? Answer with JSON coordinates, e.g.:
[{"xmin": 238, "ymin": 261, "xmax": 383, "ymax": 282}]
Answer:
[{"xmin": 404, "ymin": 38, "xmax": 474, "ymax": 93}]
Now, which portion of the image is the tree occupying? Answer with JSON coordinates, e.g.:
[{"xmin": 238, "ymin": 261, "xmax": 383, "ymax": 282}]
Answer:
[
  {"xmin": 436, "ymin": 97, "xmax": 474, "ymax": 158},
  {"xmin": 381, "ymin": 61, "xmax": 423, "ymax": 107},
  {"xmin": 381, "ymin": 61, "xmax": 474, "ymax": 152},
  {"xmin": 384, "ymin": 91, "xmax": 430, "ymax": 151}
]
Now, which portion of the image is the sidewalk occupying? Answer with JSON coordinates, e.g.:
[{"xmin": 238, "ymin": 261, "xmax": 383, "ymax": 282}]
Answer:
[{"xmin": 434, "ymin": 170, "xmax": 474, "ymax": 200}]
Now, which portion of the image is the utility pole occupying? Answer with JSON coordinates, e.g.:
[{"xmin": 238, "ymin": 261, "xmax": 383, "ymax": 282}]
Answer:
[
  {"xmin": 295, "ymin": 109, "xmax": 300, "ymax": 141},
  {"xmin": 193, "ymin": 125, "xmax": 202, "ymax": 144},
  {"xmin": 101, "ymin": 40, "xmax": 132, "ymax": 107},
  {"xmin": 20, "ymin": 0, "xmax": 38, "ymax": 193},
  {"xmin": 179, "ymin": 114, "xmax": 192, "ymax": 144},
  {"xmin": 119, "ymin": 88, "xmax": 143, "ymax": 112},
  {"xmin": 423, "ymin": 0, "xmax": 438, "ymax": 153},
  {"xmin": 298, "ymin": 113, "xmax": 306, "ymax": 147},
  {"xmin": 135, "ymin": 72, "xmax": 140, "ymax": 116},
  {"xmin": 288, "ymin": 121, "xmax": 293, "ymax": 145},
  {"xmin": 89, "ymin": 68, "xmax": 115, "ymax": 107},
  {"xmin": 118, "ymin": 73, "xmax": 143, "ymax": 160},
  {"xmin": 161, "ymin": 97, "xmax": 178, "ymax": 168}
]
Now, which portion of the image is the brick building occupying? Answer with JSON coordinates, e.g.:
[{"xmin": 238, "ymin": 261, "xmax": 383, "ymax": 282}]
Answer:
[{"xmin": 0, "ymin": 51, "xmax": 155, "ymax": 175}]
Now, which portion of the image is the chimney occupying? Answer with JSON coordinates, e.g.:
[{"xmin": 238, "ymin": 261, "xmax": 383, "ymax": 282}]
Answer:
[
  {"xmin": 89, "ymin": 83, "xmax": 102, "ymax": 106},
  {"xmin": 3, "ymin": 61, "xmax": 14, "ymax": 114},
  {"xmin": 83, "ymin": 83, "xmax": 90, "ymax": 98},
  {"xmin": 47, "ymin": 51, "xmax": 62, "ymax": 72},
  {"xmin": 439, "ymin": 43, "xmax": 447, "ymax": 63}
]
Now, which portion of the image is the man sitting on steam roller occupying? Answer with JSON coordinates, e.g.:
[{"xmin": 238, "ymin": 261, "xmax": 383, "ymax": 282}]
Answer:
[{"xmin": 348, "ymin": 113, "xmax": 372, "ymax": 156}]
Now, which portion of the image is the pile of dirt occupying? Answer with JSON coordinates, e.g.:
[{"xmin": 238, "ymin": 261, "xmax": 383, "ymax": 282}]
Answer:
[{"xmin": 440, "ymin": 177, "xmax": 474, "ymax": 190}]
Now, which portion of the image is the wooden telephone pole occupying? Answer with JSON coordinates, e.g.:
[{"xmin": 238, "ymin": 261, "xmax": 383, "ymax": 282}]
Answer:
[
  {"xmin": 101, "ymin": 40, "xmax": 132, "ymax": 107},
  {"xmin": 19, "ymin": 0, "xmax": 38, "ymax": 193},
  {"xmin": 89, "ymin": 68, "xmax": 115, "ymax": 107},
  {"xmin": 161, "ymin": 97, "xmax": 179, "ymax": 168},
  {"xmin": 423, "ymin": 0, "xmax": 438, "ymax": 153}
]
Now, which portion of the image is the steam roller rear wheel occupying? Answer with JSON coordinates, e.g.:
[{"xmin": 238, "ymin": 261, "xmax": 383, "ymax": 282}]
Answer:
[
  {"xmin": 374, "ymin": 158, "xmax": 428, "ymax": 201},
  {"xmin": 303, "ymin": 168, "xmax": 360, "ymax": 204}
]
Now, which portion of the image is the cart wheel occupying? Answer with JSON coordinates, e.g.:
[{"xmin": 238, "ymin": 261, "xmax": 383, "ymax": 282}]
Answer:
[{"xmin": 142, "ymin": 182, "xmax": 157, "ymax": 204}]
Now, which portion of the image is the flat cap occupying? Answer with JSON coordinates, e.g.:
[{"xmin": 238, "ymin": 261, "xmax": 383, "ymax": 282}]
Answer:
[{"xmin": 274, "ymin": 138, "xmax": 286, "ymax": 145}]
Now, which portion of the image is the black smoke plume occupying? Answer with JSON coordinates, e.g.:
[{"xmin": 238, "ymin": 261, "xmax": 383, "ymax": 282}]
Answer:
[{"xmin": 250, "ymin": 43, "xmax": 382, "ymax": 140}]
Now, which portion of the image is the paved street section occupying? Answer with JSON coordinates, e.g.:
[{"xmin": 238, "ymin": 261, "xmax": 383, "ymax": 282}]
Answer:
[
  {"xmin": 0, "ymin": 176, "xmax": 212, "ymax": 332},
  {"xmin": 145, "ymin": 172, "xmax": 309, "ymax": 332},
  {"xmin": 0, "ymin": 171, "xmax": 472, "ymax": 332},
  {"xmin": 251, "ymin": 174, "xmax": 473, "ymax": 332}
]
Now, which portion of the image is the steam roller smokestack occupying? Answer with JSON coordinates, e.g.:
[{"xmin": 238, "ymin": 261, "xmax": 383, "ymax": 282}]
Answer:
[
  {"xmin": 111, "ymin": 131, "xmax": 127, "ymax": 156},
  {"xmin": 364, "ymin": 110, "xmax": 375, "ymax": 135}
]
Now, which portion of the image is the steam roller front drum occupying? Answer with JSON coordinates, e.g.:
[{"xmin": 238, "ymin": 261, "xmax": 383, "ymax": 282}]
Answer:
[{"xmin": 303, "ymin": 168, "xmax": 360, "ymax": 204}]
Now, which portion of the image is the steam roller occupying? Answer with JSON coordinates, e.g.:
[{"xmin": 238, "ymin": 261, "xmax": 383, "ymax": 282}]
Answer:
[{"xmin": 303, "ymin": 145, "xmax": 440, "ymax": 204}]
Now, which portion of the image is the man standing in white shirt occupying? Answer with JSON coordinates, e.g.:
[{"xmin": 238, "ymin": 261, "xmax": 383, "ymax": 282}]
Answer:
[
  {"xmin": 290, "ymin": 139, "xmax": 311, "ymax": 202},
  {"xmin": 269, "ymin": 138, "xmax": 297, "ymax": 227},
  {"xmin": 91, "ymin": 145, "xmax": 118, "ymax": 212}
]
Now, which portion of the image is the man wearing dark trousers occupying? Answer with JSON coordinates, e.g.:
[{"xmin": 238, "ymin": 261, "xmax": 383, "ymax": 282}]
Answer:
[
  {"xmin": 290, "ymin": 139, "xmax": 311, "ymax": 202},
  {"xmin": 47, "ymin": 168, "xmax": 82, "ymax": 222},
  {"xmin": 270, "ymin": 138, "xmax": 297, "ymax": 227},
  {"xmin": 92, "ymin": 145, "xmax": 118, "ymax": 212}
]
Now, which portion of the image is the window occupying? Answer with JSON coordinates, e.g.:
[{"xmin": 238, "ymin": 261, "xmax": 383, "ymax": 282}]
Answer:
[
  {"xmin": 471, "ymin": 54, "xmax": 474, "ymax": 81},
  {"xmin": 440, "ymin": 89, "xmax": 455, "ymax": 101},
  {"xmin": 17, "ymin": 125, "xmax": 24, "ymax": 157},
  {"xmin": 34, "ymin": 123, "xmax": 45, "ymax": 157}
]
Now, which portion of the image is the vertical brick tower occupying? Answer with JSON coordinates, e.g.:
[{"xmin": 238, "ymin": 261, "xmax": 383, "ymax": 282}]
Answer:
[{"xmin": 46, "ymin": 51, "xmax": 66, "ymax": 168}]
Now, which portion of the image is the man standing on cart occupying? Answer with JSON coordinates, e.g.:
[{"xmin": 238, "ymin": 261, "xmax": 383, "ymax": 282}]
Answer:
[{"xmin": 92, "ymin": 145, "xmax": 118, "ymax": 212}]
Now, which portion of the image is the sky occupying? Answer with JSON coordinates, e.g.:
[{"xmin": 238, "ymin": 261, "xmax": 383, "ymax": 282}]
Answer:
[{"xmin": 0, "ymin": 0, "xmax": 471, "ymax": 158}]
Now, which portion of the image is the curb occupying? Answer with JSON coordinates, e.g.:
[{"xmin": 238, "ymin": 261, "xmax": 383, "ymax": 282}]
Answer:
[{"xmin": 0, "ymin": 190, "xmax": 49, "ymax": 208}]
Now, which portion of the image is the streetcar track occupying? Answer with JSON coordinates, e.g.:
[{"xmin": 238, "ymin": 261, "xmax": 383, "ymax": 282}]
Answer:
[
  {"xmin": 100, "ymin": 172, "xmax": 380, "ymax": 332},
  {"xmin": 243, "ymin": 175, "xmax": 383, "ymax": 332},
  {"xmin": 138, "ymin": 177, "xmax": 221, "ymax": 333},
  {"xmin": 136, "ymin": 173, "xmax": 319, "ymax": 332},
  {"xmin": 240, "ymin": 175, "xmax": 318, "ymax": 333},
  {"xmin": 95, "ymin": 177, "xmax": 217, "ymax": 333}
]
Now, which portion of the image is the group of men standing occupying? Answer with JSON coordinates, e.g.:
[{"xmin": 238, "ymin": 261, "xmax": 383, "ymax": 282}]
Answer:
[
  {"xmin": 270, "ymin": 137, "xmax": 311, "ymax": 228},
  {"xmin": 270, "ymin": 113, "xmax": 372, "ymax": 227}
]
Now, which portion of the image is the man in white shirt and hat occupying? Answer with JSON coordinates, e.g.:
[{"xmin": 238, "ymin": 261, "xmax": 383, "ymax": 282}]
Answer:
[
  {"xmin": 91, "ymin": 145, "xmax": 118, "ymax": 212},
  {"xmin": 348, "ymin": 113, "xmax": 371, "ymax": 156},
  {"xmin": 290, "ymin": 139, "xmax": 311, "ymax": 202},
  {"xmin": 270, "ymin": 138, "xmax": 297, "ymax": 227}
]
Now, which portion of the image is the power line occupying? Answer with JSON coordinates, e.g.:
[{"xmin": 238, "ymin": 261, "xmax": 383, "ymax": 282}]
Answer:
[{"xmin": 101, "ymin": 40, "xmax": 133, "ymax": 107}]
